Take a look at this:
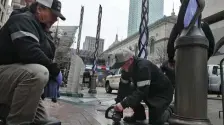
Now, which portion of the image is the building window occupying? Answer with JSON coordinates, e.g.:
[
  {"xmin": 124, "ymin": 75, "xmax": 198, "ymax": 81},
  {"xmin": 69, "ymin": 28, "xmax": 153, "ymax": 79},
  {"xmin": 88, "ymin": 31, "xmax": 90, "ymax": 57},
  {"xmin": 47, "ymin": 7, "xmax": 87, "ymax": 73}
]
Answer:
[
  {"xmin": 149, "ymin": 37, "xmax": 155, "ymax": 54},
  {"xmin": 1, "ymin": 12, "xmax": 4, "ymax": 22},
  {"xmin": 3, "ymin": 0, "xmax": 6, "ymax": 7},
  {"xmin": 0, "ymin": 8, "xmax": 2, "ymax": 19}
]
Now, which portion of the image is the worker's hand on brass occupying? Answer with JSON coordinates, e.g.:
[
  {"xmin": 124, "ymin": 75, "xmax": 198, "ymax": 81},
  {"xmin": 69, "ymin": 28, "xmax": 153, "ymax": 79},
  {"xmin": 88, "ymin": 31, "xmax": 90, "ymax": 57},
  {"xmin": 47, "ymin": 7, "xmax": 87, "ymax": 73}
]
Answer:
[{"xmin": 114, "ymin": 103, "xmax": 124, "ymax": 112}]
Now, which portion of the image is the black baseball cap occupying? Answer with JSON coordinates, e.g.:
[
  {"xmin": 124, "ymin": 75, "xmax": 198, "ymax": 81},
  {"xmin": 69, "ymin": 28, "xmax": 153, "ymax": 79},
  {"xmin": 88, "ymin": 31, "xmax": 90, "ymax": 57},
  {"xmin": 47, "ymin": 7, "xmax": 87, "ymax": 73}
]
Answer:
[{"xmin": 36, "ymin": 0, "xmax": 66, "ymax": 20}]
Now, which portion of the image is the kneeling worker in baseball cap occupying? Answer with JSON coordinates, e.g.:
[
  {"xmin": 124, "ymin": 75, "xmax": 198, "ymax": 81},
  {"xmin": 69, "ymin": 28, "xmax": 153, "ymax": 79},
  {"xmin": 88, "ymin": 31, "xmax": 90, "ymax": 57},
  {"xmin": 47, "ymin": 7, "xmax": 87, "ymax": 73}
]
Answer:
[
  {"xmin": 112, "ymin": 49, "xmax": 174, "ymax": 125},
  {"xmin": 0, "ymin": 0, "xmax": 65, "ymax": 124}
]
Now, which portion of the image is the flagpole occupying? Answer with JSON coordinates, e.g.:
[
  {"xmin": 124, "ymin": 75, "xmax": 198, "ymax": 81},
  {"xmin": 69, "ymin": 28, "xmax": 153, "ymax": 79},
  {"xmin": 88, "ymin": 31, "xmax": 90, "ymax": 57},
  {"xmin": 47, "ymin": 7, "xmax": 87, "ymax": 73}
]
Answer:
[
  {"xmin": 88, "ymin": 5, "xmax": 103, "ymax": 94},
  {"xmin": 76, "ymin": 6, "xmax": 84, "ymax": 55}
]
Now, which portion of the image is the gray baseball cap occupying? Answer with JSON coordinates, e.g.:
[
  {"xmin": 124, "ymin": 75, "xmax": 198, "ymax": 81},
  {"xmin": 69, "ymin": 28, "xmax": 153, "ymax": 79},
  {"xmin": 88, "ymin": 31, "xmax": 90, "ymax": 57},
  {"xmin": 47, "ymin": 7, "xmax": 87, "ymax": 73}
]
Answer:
[
  {"xmin": 111, "ymin": 48, "xmax": 134, "ymax": 69},
  {"xmin": 36, "ymin": 0, "xmax": 66, "ymax": 20}
]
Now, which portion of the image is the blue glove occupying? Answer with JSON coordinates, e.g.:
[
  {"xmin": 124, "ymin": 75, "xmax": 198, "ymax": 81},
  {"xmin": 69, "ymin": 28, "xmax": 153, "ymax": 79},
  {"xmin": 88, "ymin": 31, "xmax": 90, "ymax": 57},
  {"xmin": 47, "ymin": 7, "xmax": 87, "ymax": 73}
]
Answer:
[
  {"xmin": 41, "ymin": 71, "xmax": 62, "ymax": 100},
  {"xmin": 56, "ymin": 71, "xmax": 63, "ymax": 85},
  {"xmin": 42, "ymin": 79, "xmax": 60, "ymax": 99}
]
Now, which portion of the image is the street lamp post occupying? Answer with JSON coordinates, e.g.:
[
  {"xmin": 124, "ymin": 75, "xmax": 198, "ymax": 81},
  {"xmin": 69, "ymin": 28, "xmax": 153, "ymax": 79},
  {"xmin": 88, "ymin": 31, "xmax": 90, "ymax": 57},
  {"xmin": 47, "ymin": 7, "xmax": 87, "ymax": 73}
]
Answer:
[
  {"xmin": 220, "ymin": 59, "xmax": 224, "ymax": 125},
  {"xmin": 169, "ymin": 0, "xmax": 211, "ymax": 125}
]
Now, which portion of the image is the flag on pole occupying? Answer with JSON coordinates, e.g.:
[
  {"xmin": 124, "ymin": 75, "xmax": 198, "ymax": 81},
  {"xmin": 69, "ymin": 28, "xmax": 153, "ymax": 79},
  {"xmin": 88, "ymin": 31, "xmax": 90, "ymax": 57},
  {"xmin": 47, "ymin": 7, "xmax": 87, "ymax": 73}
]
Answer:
[
  {"xmin": 138, "ymin": 0, "xmax": 149, "ymax": 59},
  {"xmin": 184, "ymin": 0, "xmax": 198, "ymax": 28},
  {"xmin": 92, "ymin": 5, "xmax": 102, "ymax": 73},
  {"xmin": 76, "ymin": 6, "xmax": 84, "ymax": 55}
]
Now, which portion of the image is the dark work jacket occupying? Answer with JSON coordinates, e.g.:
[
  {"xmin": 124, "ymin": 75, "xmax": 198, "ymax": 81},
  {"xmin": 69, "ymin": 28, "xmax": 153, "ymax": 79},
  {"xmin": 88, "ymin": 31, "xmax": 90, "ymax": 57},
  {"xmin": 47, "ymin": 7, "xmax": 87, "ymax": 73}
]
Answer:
[
  {"xmin": 10, "ymin": 7, "xmax": 29, "ymax": 17},
  {"xmin": 120, "ymin": 57, "xmax": 174, "ymax": 108},
  {"xmin": 160, "ymin": 61, "xmax": 175, "ymax": 88},
  {"xmin": 0, "ymin": 11, "xmax": 53, "ymax": 67},
  {"xmin": 10, "ymin": 8, "xmax": 56, "ymax": 61}
]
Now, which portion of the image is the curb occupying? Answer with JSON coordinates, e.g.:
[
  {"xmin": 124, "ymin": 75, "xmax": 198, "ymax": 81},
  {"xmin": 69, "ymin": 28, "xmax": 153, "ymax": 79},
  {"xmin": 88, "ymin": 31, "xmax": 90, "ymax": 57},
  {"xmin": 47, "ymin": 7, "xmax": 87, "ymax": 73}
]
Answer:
[
  {"xmin": 207, "ymin": 97, "xmax": 222, "ymax": 100},
  {"xmin": 60, "ymin": 92, "xmax": 84, "ymax": 97},
  {"xmin": 58, "ymin": 96, "xmax": 102, "ymax": 107}
]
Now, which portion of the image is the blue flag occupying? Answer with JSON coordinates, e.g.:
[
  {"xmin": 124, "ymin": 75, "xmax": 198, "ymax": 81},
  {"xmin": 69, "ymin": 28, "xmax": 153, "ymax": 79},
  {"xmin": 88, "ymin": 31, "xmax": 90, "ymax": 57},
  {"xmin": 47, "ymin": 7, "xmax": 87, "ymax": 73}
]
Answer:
[{"xmin": 184, "ymin": 0, "xmax": 198, "ymax": 28}]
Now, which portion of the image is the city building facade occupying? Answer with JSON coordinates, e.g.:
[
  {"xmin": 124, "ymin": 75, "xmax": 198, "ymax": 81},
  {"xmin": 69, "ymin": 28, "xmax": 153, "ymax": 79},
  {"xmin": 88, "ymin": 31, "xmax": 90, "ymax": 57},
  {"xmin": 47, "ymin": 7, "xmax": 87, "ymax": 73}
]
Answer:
[
  {"xmin": 0, "ymin": 0, "xmax": 9, "ymax": 27},
  {"xmin": 202, "ymin": 0, "xmax": 224, "ymax": 64},
  {"xmin": 50, "ymin": 26, "xmax": 78, "ymax": 83},
  {"xmin": 5, "ymin": 0, "xmax": 26, "ymax": 24},
  {"xmin": 127, "ymin": 0, "xmax": 164, "ymax": 36},
  {"xmin": 108, "ymin": 34, "xmax": 120, "ymax": 49},
  {"xmin": 50, "ymin": 26, "xmax": 78, "ymax": 65},
  {"xmin": 11, "ymin": 0, "xmax": 25, "ymax": 9},
  {"xmin": 104, "ymin": 15, "xmax": 177, "ymax": 67},
  {"xmin": 83, "ymin": 36, "xmax": 104, "ymax": 54},
  {"xmin": 4, "ymin": 5, "xmax": 12, "ymax": 23}
]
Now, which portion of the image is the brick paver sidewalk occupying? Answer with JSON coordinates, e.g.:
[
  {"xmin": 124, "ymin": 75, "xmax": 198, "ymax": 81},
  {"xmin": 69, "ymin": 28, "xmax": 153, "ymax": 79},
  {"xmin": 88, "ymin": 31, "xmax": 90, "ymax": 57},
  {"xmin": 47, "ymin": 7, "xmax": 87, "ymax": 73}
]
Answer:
[{"xmin": 43, "ymin": 100, "xmax": 102, "ymax": 125}]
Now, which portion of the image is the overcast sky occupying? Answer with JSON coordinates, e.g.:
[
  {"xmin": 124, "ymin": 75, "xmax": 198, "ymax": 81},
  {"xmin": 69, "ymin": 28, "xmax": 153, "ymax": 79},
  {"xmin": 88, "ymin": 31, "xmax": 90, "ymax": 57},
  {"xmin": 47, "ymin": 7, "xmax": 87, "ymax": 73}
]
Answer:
[{"xmin": 8, "ymin": 0, "xmax": 181, "ymax": 50}]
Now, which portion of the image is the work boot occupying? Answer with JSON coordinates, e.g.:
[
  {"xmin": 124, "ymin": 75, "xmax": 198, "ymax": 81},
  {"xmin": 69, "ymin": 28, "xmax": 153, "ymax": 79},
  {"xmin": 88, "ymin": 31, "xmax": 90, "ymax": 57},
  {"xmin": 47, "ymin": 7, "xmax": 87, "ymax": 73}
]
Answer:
[
  {"xmin": 0, "ymin": 104, "xmax": 10, "ymax": 125},
  {"xmin": 51, "ymin": 98, "xmax": 57, "ymax": 103},
  {"xmin": 161, "ymin": 105, "xmax": 175, "ymax": 123},
  {"xmin": 31, "ymin": 117, "xmax": 61, "ymax": 125},
  {"xmin": 123, "ymin": 112, "xmax": 146, "ymax": 123},
  {"xmin": 123, "ymin": 104, "xmax": 146, "ymax": 123},
  {"xmin": 0, "ymin": 119, "xmax": 4, "ymax": 125}
]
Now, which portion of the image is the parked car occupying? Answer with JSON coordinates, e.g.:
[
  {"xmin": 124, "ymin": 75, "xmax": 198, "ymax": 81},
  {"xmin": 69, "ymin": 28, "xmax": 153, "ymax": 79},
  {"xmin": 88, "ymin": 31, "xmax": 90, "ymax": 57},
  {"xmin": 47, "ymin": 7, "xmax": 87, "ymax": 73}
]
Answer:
[
  {"xmin": 208, "ymin": 64, "xmax": 224, "ymax": 94},
  {"xmin": 105, "ymin": 68, "xmax": 122, "ymax": 93},
  {"xmin": 104, "ymin": 65, "xmax": 223, "ymax": 94}
]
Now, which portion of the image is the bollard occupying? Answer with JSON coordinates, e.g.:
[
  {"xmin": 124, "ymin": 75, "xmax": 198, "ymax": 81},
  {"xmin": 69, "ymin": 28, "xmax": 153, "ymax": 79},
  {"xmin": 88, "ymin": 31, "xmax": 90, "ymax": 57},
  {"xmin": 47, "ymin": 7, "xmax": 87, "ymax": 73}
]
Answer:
[
  {"xmin": 88, "ymin": 74, "xmax": 97, "ymax": 94},
  {"xmin": 168, "ymin": 26, "xmax": 211, "ymax": 125},
  {"xmin": 168, "ymin": 0, "xmax": 212, "ymax": 124},
  {"xmin": 219, "ymin": 58, "xmax": 224, "ymax": 124}
]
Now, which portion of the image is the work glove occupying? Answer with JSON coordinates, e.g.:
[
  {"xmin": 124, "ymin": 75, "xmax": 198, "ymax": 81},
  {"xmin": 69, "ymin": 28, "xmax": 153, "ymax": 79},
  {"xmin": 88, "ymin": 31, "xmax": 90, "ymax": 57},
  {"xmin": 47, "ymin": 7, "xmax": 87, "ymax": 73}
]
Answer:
[
  {"xmin": 47, "ymin": 63, "xmax": 60, "ymax": 77},
  {"xmin": 114, "ymin": 103, "xmax": 124, "ymax": 112},
  {"xmin": 50, "ymin": 71, "xmax": 63, "ymax": 85},
  {"xmin": 41, "ymin": 71, "xmax": 62, "ymax": 100}
]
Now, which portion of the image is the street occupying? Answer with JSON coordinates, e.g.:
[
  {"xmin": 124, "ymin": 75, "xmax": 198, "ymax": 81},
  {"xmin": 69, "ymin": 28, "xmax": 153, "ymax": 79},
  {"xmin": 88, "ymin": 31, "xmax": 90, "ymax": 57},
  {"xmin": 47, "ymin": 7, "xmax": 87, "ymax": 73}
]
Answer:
[{"xmin": 42, "ymin": 87, "xmax": 224, "ymax": 125}]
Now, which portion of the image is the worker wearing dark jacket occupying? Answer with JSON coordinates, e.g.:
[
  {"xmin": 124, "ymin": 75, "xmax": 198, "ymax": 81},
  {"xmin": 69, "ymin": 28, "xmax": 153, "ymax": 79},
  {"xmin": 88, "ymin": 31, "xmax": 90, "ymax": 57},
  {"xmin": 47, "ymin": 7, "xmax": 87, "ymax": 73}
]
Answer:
[
  {"xmin": 0, "ymin": 0, "xmax": 65, "ymax": 124},
  {"xmin": 113, "ymin": 49, "xmax": 174, "ymax": 125},
  {"xmin": 10, "ymin": 0, "xmax": 60, "ymax": 103},
  {"xmin": 10, "ymin": 0, "xmax": 56, "ymax": 61}
]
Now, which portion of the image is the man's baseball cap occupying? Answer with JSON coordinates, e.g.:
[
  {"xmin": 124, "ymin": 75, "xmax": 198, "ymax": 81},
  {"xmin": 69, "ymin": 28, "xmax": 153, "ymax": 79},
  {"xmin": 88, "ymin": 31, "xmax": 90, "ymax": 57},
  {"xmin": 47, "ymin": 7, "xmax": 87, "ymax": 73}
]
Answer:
[
  {"xmin": 111, "ymin": 48, "xmax": 135, "ymax": 69},
  {"xmin": 36, "ymin": 0, "xmax": 66, "ymax": 20}
]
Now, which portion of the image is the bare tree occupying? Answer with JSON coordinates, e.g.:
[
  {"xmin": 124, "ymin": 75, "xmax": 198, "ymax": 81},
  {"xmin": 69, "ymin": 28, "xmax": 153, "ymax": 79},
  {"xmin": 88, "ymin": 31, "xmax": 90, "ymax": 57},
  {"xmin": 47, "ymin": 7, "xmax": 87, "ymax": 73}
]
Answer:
[{"xmin": 154, "ymin": 44, "xmax": 168, "ymax": 65}]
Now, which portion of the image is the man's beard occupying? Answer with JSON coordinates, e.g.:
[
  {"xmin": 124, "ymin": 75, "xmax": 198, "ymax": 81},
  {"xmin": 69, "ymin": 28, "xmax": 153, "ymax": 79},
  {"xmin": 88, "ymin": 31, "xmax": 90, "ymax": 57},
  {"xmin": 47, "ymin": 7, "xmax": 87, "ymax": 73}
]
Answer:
[{"xmin": 39, "ymin": 23, "xmax": 52, "ymax": 31}]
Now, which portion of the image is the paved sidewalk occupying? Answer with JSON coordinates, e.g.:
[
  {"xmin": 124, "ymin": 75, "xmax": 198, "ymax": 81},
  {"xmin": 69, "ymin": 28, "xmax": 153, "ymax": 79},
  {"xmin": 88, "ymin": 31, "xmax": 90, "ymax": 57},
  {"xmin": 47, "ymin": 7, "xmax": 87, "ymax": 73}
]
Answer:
[
  {"xmin": 208, "ymin": 94, "xmax": 222, "ymax": 100},
  {"xmin": 58, "ymin": 87, "xmax": 223, "ymax": 125},
  {"xmin": 44, "ymin": 100, "xmax": 103, "ymax": 125},
  {"xmin": 59, "ymin": 87, "xmax": 117, "ymax": 106}
]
